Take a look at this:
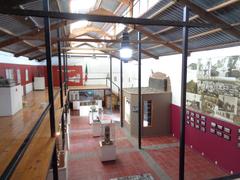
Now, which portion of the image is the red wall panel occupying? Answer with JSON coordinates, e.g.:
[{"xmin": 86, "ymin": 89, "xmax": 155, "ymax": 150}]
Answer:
[
  {"xmin": 171, "ymin": 104, "xmax": 240, "ymax": 173},
  {"xmin": 52, "ymin": 65, "xmax": 83, "ymax": 86},
  {"xmin": 44, "ymin": 65, "xmax": 83, "ymax": 87},
  {"xmin": 0, "ymin": 63, "xmax": 83, "ymax": 93},
  {"xmin": 0, "ymin": 63, "xmax": 43, "ymax": 94}
]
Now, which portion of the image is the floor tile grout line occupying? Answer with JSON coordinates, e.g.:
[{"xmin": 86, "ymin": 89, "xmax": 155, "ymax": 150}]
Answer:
[
  {"xmin": 68, "ymin": 147, "xmax": 137, "ymax": 161},
  {"xmin": 142, "ymin": 142, "xmax": 179, "ymax": 150},
  {"xmin": 120, "ymin": 126, "xmax": 171, "ymax": 180}
]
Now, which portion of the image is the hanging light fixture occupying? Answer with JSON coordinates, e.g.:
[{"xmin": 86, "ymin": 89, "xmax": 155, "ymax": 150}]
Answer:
[{"xmin": 120, "ymin": 28, "xmax": 132, "ymax": 62}]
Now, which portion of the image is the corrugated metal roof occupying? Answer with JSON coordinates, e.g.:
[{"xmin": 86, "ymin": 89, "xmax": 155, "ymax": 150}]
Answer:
[
  {"xmin": 191, "ymin": 0, "xmax": 228, "ymax": 9},
  {"xmin": 22, "ymin": 0, "xmax": 43, "ymax": 10},
  {"xmin": 141, "ymin": 0, "xmax": 172, "ymax": 19},
  {"xmin": 124, "ymin": 0, "xmax": 240, "ymax": 58},
  {"xmin": 212, "ymin": 3, "xmax": 240, "ymax": 24},
  {"xmin": 101, "ymin": 0, "xmax": 119, "ymax": 12},
  {"xmin": 3, "ymin": 42, "xmax": 32, "ymax": 52},
  {"xmin": 0, "ymin": 14, "xmax": 34, "ymax": 35},
  {"xmin": 0, "ymin": 0, "xmax": 240, "ymax": 60},
  {"xmin": 28, "ymin": 51, "xmax": 44, "ymax": 58},
  {"xmin": 0, "ymin": 33, "xmax": 11, "ymax": 42}
]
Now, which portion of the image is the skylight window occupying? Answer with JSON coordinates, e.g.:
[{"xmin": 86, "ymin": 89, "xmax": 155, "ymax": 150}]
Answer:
[
  {"xmin": 70, "ymin": 0, "xmax": 96, "ymax": 13},
  {"xmin": 70, "ymin": 0, "xmax": 96, "ymax": 35},
  {"xmin": 70, "ymin": 20, "xmax": 89, "ymax": 33}
]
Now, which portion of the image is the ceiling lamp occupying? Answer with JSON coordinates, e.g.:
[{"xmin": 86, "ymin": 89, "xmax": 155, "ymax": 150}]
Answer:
[{"xmin": 120, "ymin": 29, "xmax": 132, "ymax": 63}]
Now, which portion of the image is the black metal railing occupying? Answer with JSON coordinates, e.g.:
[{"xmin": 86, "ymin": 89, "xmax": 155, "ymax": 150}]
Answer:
[
  {"xmin": 1, "ymin": 104, "xmax": 51, "ymax": 179},
  {"xmin": 0, "ymin": 90, "xmax": 63, "ymax": 180},
  {"xmin": 107, "ymin": 78, "xmax": 120, "ymax": 97}
]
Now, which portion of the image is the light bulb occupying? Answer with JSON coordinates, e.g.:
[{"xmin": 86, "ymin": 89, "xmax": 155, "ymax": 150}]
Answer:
[{"xmin": 120, "ymin": 47, "xmax": 132, "ymax": 60}]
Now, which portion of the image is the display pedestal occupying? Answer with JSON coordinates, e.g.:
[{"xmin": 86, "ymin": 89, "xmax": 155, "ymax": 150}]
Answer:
[
  {"xmin": 65, "ymin": 121, "xmax": 70, "ymax": 150},
  {"xmin": 65, "ymin": 109, "xmax": 70, "ymax": 150},
  {"xmin": 34, "ymin": 77, "xmax": 45, "ymax": 90},
  {"xmin": 72, "ymin": 101, "xmax": 80, "ymax": 110},
  {"xmin": 96, "ymin": 100, "xmax": 102, "ymax": 108},
  {"xmin": 99, "ymin": 141, "xmax": 116, "ymax": 162},
  {"xmin": 92, "ymin": 121, "xmax": 101, "ymax": 137},
  {"xmin": 89, "ymin": 110, "xmax": 98, "ymax": 124},
  {"xmin": 0, "ymin": 85, "xmax": 22, "ymax": 116}
]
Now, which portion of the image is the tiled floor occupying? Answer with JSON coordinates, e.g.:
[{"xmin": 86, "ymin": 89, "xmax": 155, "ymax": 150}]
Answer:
[{"xmin": 68, "ymin": 112, "xmax": 228, "ymax": 180}]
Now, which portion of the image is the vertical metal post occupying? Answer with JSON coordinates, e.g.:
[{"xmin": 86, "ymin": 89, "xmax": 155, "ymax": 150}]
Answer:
[
  {"xmin": 66, "ymin": 54, "xmax": 68, "ymax": 90},
  {"xmin": 43, "ymin": 0, "xmax": 56, "ymax": 139},
  {"xmin": 138, "ymin": 32, "xmax": 142, "ymax": 150},
  {"xmin": 63, "ymin": 52, "xmax": 67, "ymax": 95},
  {"xmin": 57, "ymin": 28, "xmax": 65, "ymax": 149},
  {"xmin": 110, "ymin": 55, "xmax": 113, "ymax": 114},
  {"xmin": 52, "ymin": 144, "xmax": 59, "ymax": 178},
  {"xmin": 43, "ymin": 0, "xmax": 58, "ymax": 179},
  {"xmin": 179, "ymin": 6, "xmax": 189, "ymax": 180},
  {"xmin": 120, "ymin": 59, "xmax": 123, "ymax": 127},
  {"xmin": 57, "ymin": 28, "xmax": 63, "ymax": 108}
]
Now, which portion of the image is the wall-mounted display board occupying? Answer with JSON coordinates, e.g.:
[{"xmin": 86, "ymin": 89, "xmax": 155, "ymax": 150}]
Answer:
[
  {"xmin": 186, "ymin": 55, "xmax": 240, "ymax": 126},
  {"xmin": 210, "ymin": 120, "xmax": 232, "ymax": 141},
  {"xmin": 186, "ymin": 110, "xmax": 206, "ymax": 132}
]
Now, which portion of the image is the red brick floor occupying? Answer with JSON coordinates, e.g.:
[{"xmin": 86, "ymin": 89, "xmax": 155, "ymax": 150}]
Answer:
[
  {"xmin": 69, "ymin": 152, "xmax": 159, "ymax": 180},
  {"xmin": 142, "ymin": 136, "xmax": 178, "ymax": 146},
  {"xmin": 68, "ymin": 113, "xmax": 228, "ymax": 180},
  {"xmin": 147, "ymin": 147, "xmax": 227, "ymax": 180}
]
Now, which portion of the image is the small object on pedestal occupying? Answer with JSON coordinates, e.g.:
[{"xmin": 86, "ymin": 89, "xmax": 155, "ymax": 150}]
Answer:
[
  {"xmin": 89, "ymin": 105, "xmax": 99, "ymax": 124},
  {"xmin": 99, "ymin": 125, "xmax": 116, "ymax": 162},
  {"xmin": 92, "ymin": 117, "xmax": 101, "ymax": 137}
]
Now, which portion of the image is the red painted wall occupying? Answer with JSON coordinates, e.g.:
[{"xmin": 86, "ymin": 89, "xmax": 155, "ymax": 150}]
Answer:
[
  {"xmin": 44, "ymin": 65, "xmax": 83, "ymax": 87},
  {"xmin": 171, "ymin": 104, "xmax": 240, "ymax": 173},
  {"xmin": 0, "ymin": 63, "xmax": 42, "ymax": 94},
  {"xmin": 52, "ymin": 65, "xmax": 83, "ymax": 86},
  {"xmin": 0, "ymin": 63, "xmax": 83, "ymax": 94}
]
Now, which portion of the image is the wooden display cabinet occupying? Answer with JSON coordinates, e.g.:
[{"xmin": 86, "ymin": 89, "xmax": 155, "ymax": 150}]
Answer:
[{"xmin": 123, "ymin": 87, "xmax": 171, "ymax": 137}]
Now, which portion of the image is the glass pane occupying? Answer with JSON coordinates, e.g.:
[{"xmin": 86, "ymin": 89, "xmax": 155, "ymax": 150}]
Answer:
[{"xmin": 143, "ymin": 100, "xmax": 152, "ymax": 127}]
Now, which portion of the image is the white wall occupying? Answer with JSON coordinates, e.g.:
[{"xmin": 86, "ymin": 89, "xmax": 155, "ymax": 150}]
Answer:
[
  {"xmin": 41, "ymin": 46, "xmax": 240, "ymax": 106},
  {"xmin": 0, "ymin": 51, "xmax": 41, "ymax": 65}
]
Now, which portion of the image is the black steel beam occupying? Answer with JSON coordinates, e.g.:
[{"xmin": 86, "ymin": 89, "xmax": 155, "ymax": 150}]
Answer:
[
  {"xmin": 179, "ymin": 6, "xmax": 189, "ymax": 180},
  {"xmin": 43, "ymin": 0, "xmax": 56, "ymax": 138},
  {"xmin": 138, "ymin": 32, "xmax": 142, "ymax": 150},
  {"xmin": 110, "ymin": 55, "xmax": 113, "ymax": 114},
  {"xmin": 57, "ymin": 28, "xmax": 63, "ymax": 108},
  {"xmin": 66, "ymin": 53, "xmax": 68, "ymax": 90},
  {"xmin": 43, "ymin": 0, "xmax": 58, "ymax": 179},
  {"xmin": 0, "ymin": 8, "xmax": 221, "ymax": 28},
  {"xmin": 52, "ymin": 144, "xmax": 59, "ymax": 179},
  {"xmin": 120, "ymin": 59, "xmax": 123, "ymax": 127},
  {"xmin": 63, "ymin": 52, "xmax": 67, "ymax": 95},
  {"xmin": 57, "ymin": 27, "xmax": 65, "ymax": 149}
]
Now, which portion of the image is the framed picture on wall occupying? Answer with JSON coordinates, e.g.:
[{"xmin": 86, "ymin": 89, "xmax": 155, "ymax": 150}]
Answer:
[
  {"xmin": 25, "ymin": 69, "xmax": 29, "ymax": 81},
  {"xmin": 186, "ymin": 55, "xmax": 240, "ymax": 126},
  {"xmin": 5, "ymin": 69, "xmax": 14, "ymax": 79},
  {"xmin": 17, "ymin": 69, "xmax": 21, "ymax": 83},
  {"xmin": 223, "ymin": 134, "xmax": 231, "ymax": 141}
]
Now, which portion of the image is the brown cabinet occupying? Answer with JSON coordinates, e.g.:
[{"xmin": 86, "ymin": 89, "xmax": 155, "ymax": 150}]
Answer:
[{"xmin": 123, "ymin": 87, "xmax": 171, "ymax": 137}]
